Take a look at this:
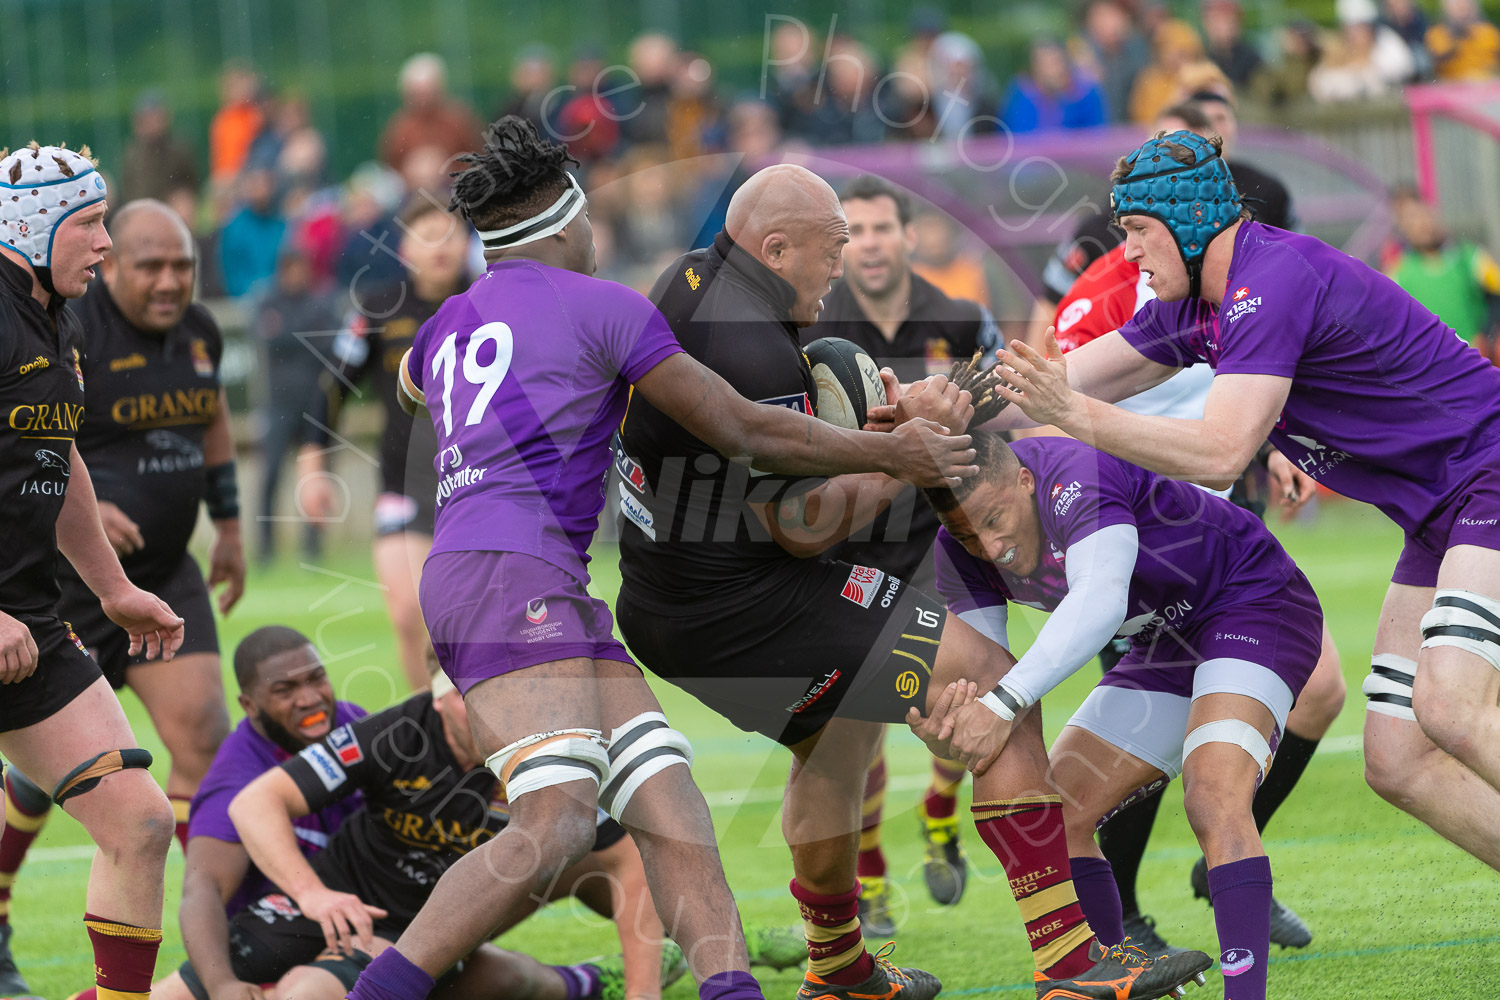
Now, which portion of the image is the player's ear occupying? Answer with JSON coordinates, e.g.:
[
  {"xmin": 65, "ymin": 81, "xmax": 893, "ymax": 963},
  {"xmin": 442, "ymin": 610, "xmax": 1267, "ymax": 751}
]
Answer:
[
  {"xmin": 237, "ymin": 691, "xmax": 255, "ymax": 718},
  {"xmin": 762, "ymin": 232, "xmax": 788, "ymax": 267},
  {"xmin": 1018, "ymin": 467, "xmax": 1034, "ymax": 495},
  {"xmin": 903, "ymin": 223, "xmax": 917, "ymax": 255}
]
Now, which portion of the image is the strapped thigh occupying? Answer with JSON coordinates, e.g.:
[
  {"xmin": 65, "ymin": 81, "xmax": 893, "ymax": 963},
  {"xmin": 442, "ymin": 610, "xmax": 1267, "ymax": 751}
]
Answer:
[
  {"xmin": 1182, "ymin": 719, "xmax": 1274, "ymax": 780},
  {"xmin": 1363, "ymin": 653, "xmax": 1417, "ymax": 721},
  {"xmin": 599, "ymin": 711, "xmax": 694, "ymax": 821},
  {"xmin": 1420, "ymin": 590, "xmax": 1500, "ymax": 670},
  {"xmin": 485, "ymin": 729, "xmax": 610, "ymax": 801},
  {"xmin": 52, "ymin": 748, "xmax": 154, "ymax": 806}
]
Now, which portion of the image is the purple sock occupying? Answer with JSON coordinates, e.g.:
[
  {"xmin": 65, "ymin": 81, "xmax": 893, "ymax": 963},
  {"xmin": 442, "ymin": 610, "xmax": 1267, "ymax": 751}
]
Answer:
[
  {"xmin": 553, "ymin": 963, "xmax": 603, "ymax": 1000},
  {"xmin": 346, "ymin": 948, "xmax": 436, "ymax": 1000},
  {"xmin": 1069, "ymin": 856, "xmax": 1125, "ymax": 946},
  {"xmin": 699, "ymin": 970, "xmax": 764, "ymax": 1000},
  {"xmin": 1208, "ymin": 856, "xmax": 1273, "ymax": 1000}
]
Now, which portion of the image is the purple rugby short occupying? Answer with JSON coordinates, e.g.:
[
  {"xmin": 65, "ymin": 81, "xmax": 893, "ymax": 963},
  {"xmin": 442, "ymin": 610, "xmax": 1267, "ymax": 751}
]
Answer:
[
  {"xmin": 1392, "ymin": 454, "xmax": 1500, "ymax": 588},
  {"xmin": 1098, "ymin": 567, "xmax": 1323, "ymax": 701},
  {"xmin": 421, "ymin": 550, "xmax": 635, "ymax": 696}
]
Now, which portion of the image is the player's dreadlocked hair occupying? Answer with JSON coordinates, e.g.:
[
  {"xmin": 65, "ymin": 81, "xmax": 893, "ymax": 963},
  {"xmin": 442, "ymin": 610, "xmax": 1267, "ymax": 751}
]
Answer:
[
  {"xmin": 448, "ymin": 116, "xmax": 580, "ymax": 233},
  {"xmin": 922, "ymin": 351, "xmax": 1017, "ymax": 515}
]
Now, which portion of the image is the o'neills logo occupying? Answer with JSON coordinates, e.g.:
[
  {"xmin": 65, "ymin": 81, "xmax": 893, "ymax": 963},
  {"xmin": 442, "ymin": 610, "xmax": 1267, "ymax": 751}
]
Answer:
[
  {"xmin": 18, "ymin": 355, "xmax": 49, "ymax": 375},
  {"xmin": 435, "ymin": 465, "xmax": 486, "ymax": 507}
]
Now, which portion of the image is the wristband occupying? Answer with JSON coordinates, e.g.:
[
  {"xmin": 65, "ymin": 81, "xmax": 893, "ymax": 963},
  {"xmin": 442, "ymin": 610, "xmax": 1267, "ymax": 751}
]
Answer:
[
  {"xmin": 205, "ymin": 462, "xmax": 241, "ymax": 521},
  {"xmin": 979, "ymin": 683, "xmax": 1026, "ymax": 721}
]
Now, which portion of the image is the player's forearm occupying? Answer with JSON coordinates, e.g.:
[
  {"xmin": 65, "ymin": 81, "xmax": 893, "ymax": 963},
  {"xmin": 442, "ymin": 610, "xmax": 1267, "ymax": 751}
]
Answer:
[
  {"xmin": 204, "ymin": 390, "xmax": 235, "ymax": 466},
  {"xmin": 180, "ymin": 875, "xmax": 239, "ymax": 992},
  {"xmin": 228, "ymin": 791, "xmax": 323, "ymax": 901},
  {"xmin": 55, "ymin": 448, "xmax": 130, "ymax": 599},
  {"xmin": 1056, "ymin": 397, "xmax": 1249, "ymax": 488},
  {"xmin": 771, "ymin": 474, "xmax": 905, "ymax": 557}
]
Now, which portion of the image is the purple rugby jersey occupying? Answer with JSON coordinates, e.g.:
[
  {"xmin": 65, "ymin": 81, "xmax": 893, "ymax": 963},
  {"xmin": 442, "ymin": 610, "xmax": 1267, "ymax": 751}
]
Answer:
[
  {"xmin": 187, "ymin": 701, "xmax": 366, "ymax": 915},
  {"xmin": 409, "ymin": 259, "xmax": 683, "ymax": 574},
  {"xmin": 1119, "ymin": 221, "xmax": 1500, "ymax": 534},
  {"xmin": 935, "ymin": 438, "xmax": 1304, "ymax": 659}
]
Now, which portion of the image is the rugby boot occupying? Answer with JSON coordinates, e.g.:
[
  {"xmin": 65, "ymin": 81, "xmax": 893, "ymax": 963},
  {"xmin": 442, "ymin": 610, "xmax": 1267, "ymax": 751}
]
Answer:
[
  {"xmin": 1120, "ymin": 912, "xmax": 1190, "ymax": 958},
  {"xmin": 797, "ymin": 943, "xmax": 940, "ymax": 1000},
  {"xmin": 1190, "ymin": 856, "xmax": 1311, "ymax": 948},
  {"xmin": 0, "ymin": 923, "xmax": 34, "ymax": 998},
  {"xmin": 587, "ymin": 939, "xmax": 688, "ymax": 1000},
  {"xmin": 857, "ymin": 876, "xmax": 898, "ymax": 938},
  {"xmin": 746, "ymin": 923, "xmax": 807, "ymax": 971},
  {"xmin": 1033, "ymin": 940, "xmax": 1211, "ymax": 1000},
  {"xmin": 917, "ymin": 805, "xmax": 967, "ymax": 906}
]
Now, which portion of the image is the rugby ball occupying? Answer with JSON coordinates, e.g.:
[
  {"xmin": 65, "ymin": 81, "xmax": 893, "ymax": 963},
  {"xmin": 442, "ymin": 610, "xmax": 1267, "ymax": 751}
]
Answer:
[{"xmin": 805, "ymin": 337, "xmax": 885, "ymax": 430}]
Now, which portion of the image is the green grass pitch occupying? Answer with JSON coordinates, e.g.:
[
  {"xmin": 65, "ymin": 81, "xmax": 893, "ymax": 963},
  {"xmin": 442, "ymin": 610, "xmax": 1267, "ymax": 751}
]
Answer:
[{"xmin": 9, "ymin": 500, "xmax": 1499, "ymax": 998}]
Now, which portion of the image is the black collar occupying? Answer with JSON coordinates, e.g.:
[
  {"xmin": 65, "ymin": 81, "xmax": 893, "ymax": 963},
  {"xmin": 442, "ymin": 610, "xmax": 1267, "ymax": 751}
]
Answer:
[
  {"xmin": 0, "ymin": 252, "xmax": 63, "ymax": 320},
  {"xmin": 711, "ymin": 230, "xmax": 798, "ymax": 320}
]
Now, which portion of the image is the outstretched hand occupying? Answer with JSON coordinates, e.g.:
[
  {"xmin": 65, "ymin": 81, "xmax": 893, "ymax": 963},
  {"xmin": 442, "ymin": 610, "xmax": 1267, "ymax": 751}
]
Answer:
[
  {"xmin": 907, "ymin": 679, "xmax": 978, "ymax": 759},
  {"xmin": 1266, "ymin": 450, "xmax": 1317, "ymax": 519},
  {"xmin": 895, "ymin": 374, "xmax": 975, "ymax": 434},
  {"xmin": 947, "ymin": 699, "xmax": 1017, "ymax": 777},
  {"xmin": 993, "ymin": 329, "xmax": 1077, "ymax": 429},
  {"xmin": 886, "ymin": 418, "xmax": 977, "ymax": 487},
  {"xmin": 101, "ymin": 586, "xmax": 185, "ymax": 661}
]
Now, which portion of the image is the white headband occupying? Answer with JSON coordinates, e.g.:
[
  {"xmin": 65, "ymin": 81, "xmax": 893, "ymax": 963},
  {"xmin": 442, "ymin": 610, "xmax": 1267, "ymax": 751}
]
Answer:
[{"xmin": 474, "ymin": 174, "xmax": 585, "ymax": 250}]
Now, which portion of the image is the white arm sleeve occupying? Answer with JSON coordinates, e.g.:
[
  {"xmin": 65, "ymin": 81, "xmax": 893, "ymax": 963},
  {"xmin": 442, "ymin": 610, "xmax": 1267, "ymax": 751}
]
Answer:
[
  {"xmin": 958, "ymin": 604, "xmax": 1010, "ymax": 651},
  {"xmin": 997, "ymin": 522, "xmax": 1138, "ymax": 708}
]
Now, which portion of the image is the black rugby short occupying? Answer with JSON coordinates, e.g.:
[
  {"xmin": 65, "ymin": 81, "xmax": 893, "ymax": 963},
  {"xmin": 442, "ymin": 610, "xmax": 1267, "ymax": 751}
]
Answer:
[
  {"xmin": 617, "ymin": 559, "xmax": 946, "ymax": 747},
  {"xmin": 60, "ymin": 552, "xmax": 219, "ymax": 688},
  {"xmin": 0, "ymin": 613, "xmax": 104, "ymax": 733},
  {"xmin": 374, "ymin": 489, "xmax": 437, "ymax": 539}
]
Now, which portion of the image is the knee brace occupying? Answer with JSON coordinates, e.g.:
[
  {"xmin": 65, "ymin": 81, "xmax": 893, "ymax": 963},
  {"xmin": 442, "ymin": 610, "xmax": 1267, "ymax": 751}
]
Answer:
[
  {"xmin": 1420, "ymin": 590, "xmax": 1500, "ymax": 671},
  {"xmin": 1182, "ymin": 720, "xmax": 1273, "ymax": 780},
  {"xmin": 486, "ymin": 729, "xmax": 610, "ymax": 802},
  {"xmin": 52, "ymin": 748, "xmax": 154, "ymax": 806},
  {"xmin": 1362, "ymin": 653, "xmax": 1417, "ymax": 721},
  {"xmin": 599, "ymin": 712, "xmax": 694, "ymax": 821}
]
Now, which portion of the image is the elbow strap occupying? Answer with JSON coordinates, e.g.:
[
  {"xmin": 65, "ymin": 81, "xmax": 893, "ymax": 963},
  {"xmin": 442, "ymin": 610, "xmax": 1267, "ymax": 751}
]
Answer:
[
  {"xmin": 204, "ymin": 462, "xmax": 240, "ymax": 521},
  {"xmin": 53, "ymin": 748, "xmax": 154, "ymax": 806}
]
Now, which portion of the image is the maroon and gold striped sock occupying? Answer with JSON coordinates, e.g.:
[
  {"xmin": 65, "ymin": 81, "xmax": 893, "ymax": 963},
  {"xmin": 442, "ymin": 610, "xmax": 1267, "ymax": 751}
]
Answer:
[
  {"xmin": 923, "ymin": 757, "xmax": 965, "ymax": 820},
  {"xmin": 857, "ymin": 751, "xmax": 887, "ymax": 880},
  {"xmin": 790, "ymin": 880, "xmax": 873, "ymax": 986},
  {"xmin": 972, "ymin": 796, "xmax": 1096, "ymax": 979},
  {"xmin": 84, "ymin": 913, "xmax": 161, "ymax": 1000},
  {"xmin": 0, "ymin": 771, "xmax": 52, "ymax": 924},
  {"xmin": 168, "ymin": 795, "xmax": 192, "ymax": 852}
]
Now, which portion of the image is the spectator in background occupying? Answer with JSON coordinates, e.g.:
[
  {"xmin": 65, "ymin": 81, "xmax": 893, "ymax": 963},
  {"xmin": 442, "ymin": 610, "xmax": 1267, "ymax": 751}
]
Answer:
[
  {"xmin": 1382, "ymin": 0, "xmax": 1434, "ymax": 79},
  {"xmin": 555, "ymin": 45, "xmax": 624, "ymax": 165},
  {"xmin": 122, "ymin": 91, "xmax": 200, "ymax": 205},
  {"xmin": 666, "ymin": 52, "xmax": 727, "ymax": 160},
  {"xmin": 687, "ymin": 99, "xmax": 780, "ymax": 250},
  {"xmin": 210, "ymin": 62, "xmax": 265, "ymax": 184},
  {"xmin": 497, "ymin": 44, "xmax": 557, "ymax": 135},
  {"xmin": 1309, "ymin": 0, "xmax": 1415, "ymax": 102},
  {"xmin": 332, "ymin": 162, "xmax": 406, "ymax": 292},
  {"xmin": 248, "ymin": 94, "xmax": 327, "ymax": 192},
  {"xmin": 764, "ymin": 18, "xmax": 820, "ymax": 139},
  {"xmin": 911, "ymin": 211, "xmax": 990, "ymax": 309},
  {"xmin": 615, "ymin": 147, "xmax": 684, "ymax": 264},
  {"xmin": 1202, "ymin": 0, "xmax": 1263, "ymax": 88},
  {"xmin": 885, "ymin": 7, "xmax": 948, "ymax": 138},
  {"xmin": 622, "ymin": 33, "xmax": 679, "ymax": 147},
  {"xmin": 378, "ymin": 53, "xmax": 482, "ymax": 174},
  {"xmin": 219, "ymin": 168, "xmax": 285, "ymax": 299},
  {"xmin": 1427, "ymin": 0, "xmax": 1500, "ymax": 80},
  {"xmin": 1250, "ymin": 19, "xmax": 1322, "ymax": 106},
  {"xmin": 928, "ymin": 31, "xmax": 1000, "ymax": 137},
  {"xmin": 1001, "ymin": 37, "xmax": 1107, "ymax": 132},
  {"xmin": 805, "ymin": 36, "xmax": 889, "ymax": 145},
  {"xmin": 251, "ymin": 245, "xmax": 342, "ymax": 563},
  {"xmin": 1129, "ymin": 19, "xmax": 1206, "ymax": 122},
  {"xmin": 1072, "ymin": 0, "xmax": 1150, "ymax": 123},
  {"xmin": 1387, "ymin": 187, "xmax": 1500, "ymax": 362}
]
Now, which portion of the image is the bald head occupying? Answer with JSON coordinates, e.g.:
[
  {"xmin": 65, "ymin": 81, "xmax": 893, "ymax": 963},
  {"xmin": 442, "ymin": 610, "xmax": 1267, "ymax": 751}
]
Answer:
[
  {"xmin": 726, "ymin": 164, "xmax": 848, "ymax": 327},
  {"xmin": 104, "ymin": 198, "xmax": 197, "ymax": 334}
]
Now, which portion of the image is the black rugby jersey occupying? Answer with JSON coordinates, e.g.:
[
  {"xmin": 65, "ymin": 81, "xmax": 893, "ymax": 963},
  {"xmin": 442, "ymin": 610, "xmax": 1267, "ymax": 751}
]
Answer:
[
  {"xmin": 802, "ymin": 273, "xmax": 996, "ymax": 583},
  {"xmin": 282, "ymin": 693, "xmax": 504, "ymax": 926},
  {"xmin": 616, "ymin": 231, "xmax": 825, "ymax": 611},
  {"xmin": 306, "ymin": 282, "xmax": 442, "ymax": 500},
  {"xmin": 67, "ymin": 281, "xmax": 222, "ymax": 582},
  {"xmin": 0, "ymin": 255, "xmax": 88, "ymax": 615}
]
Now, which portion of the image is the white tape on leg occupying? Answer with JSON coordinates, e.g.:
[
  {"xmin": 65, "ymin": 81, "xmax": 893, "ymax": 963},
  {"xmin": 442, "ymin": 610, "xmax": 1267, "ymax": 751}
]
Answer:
[
  {"xmin": 1420, "ymin": 590, "xmax": 1500, "ymax": 671},
  {"xmin": 486, "ymin": 728, "xmax": 610, "ymax": 801},
  {"xmin": 1182, "ymin": 719, "xmax": 1273, "ymax": 779},
  {"xmin": 600, "ymin": 711, "xmax": 694, "ymax": 821},
  {"xmin": 1362, "ymin": 653, "xmax": 1417, "ymax": 721}
]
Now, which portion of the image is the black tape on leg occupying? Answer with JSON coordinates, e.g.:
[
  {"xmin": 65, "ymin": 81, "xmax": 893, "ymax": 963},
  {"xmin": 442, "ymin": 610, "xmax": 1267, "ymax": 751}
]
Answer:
[{"xmin": 52, "ymin": 748, "xmax": 154, "ymax": 805}]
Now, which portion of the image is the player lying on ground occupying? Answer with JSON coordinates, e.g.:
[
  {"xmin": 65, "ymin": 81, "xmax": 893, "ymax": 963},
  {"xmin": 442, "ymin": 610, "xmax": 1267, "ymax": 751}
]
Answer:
[
  {"xmin": 614, "ymin": 162, "xmax": 1210, "ymax": 1000},
  {"xmin": 177, "ymin": 652, "xmax": 666, "ymax": 1000},
  {"xmin": 914, "ymin": 431, "xmax": 1321, "ymax": 1000},
  {"xmin": 0, "ymin": 142, "xmax": 186, "ymax": 1000},
  {"xmin": 345, "ymin": 117, "xmax": 975, "ymax": 1000},
  {"xmin": 985, "ymin": 129, "xmax": 1500, "ymax": 878}
]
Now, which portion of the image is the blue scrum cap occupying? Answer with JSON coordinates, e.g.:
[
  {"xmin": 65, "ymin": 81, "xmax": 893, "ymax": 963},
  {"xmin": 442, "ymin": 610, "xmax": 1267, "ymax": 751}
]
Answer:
[{"xmin": 1110, "ymin": 130, "xmax": 1241, "ymax": 270}]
